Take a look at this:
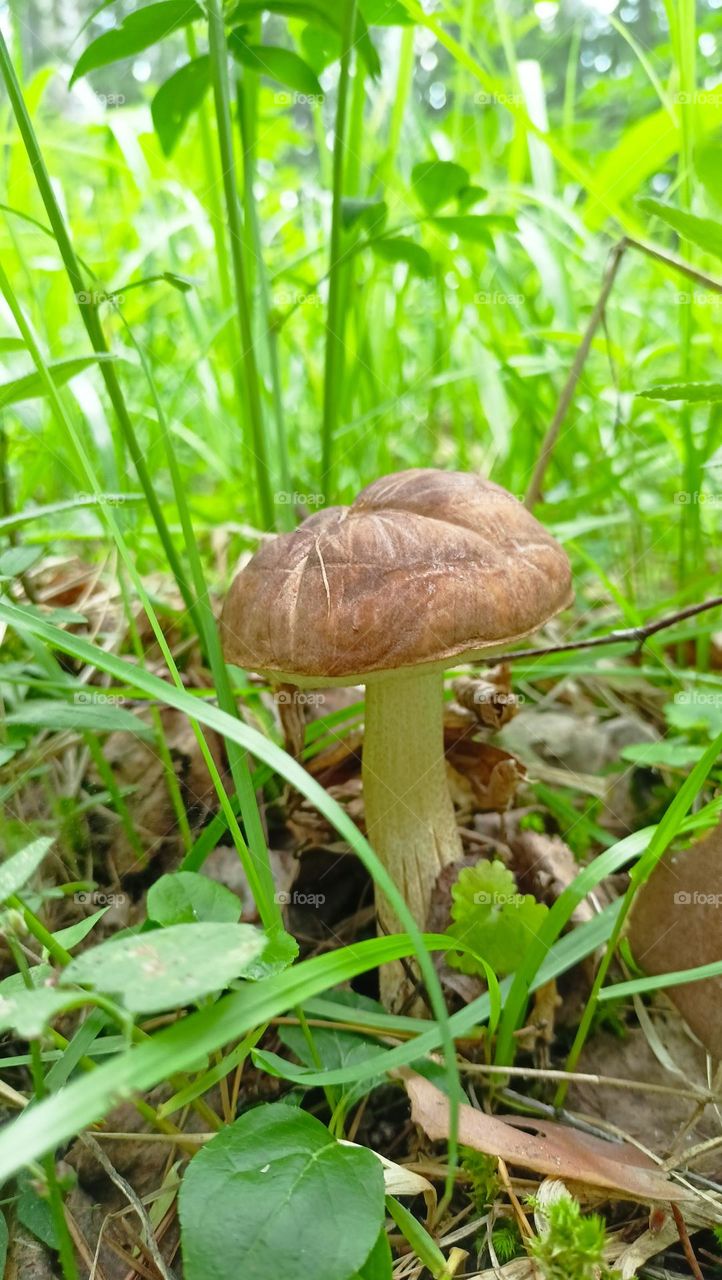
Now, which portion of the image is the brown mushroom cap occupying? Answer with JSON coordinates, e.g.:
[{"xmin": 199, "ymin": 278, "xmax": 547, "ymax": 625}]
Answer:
[{"xmin": 221, "ymin": 469, "xmax": 573, "ymax": 682}]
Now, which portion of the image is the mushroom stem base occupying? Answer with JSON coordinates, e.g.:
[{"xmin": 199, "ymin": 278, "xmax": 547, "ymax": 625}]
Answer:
[{"xmin": 363, "ymin": 667, "xmax": 462, "ymax": 1009}]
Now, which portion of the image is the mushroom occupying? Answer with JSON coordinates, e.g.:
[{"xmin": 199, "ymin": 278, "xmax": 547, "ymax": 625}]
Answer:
[
  {"xmin": 222, "ymin": 469, "xmax": 572, "ymax": 1008},
  {"xmin": 626, "ymin": 818, "xmax": 722, "ymax": 1060}
]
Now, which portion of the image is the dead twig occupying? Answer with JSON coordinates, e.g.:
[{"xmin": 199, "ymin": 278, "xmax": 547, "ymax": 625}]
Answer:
[
  {"xmin": 524, "ymin": 240, "xmax": 626, "ymax": 510},
  {"xmin": 460, "ymin": 1060, "xmax": 716, "ymax": 1106},
  {"xmin": 671, "ymin": 1202, "xmax": 705, "ymax": 1280},
  {"xmin": 484, "ymin": 595, "xmax": 722, "ymax": 664},
  {"xmin": 79, "ymin": 1134, "xmax": 177, "ymax": 1280},
  {"xmin": 524, "ymin": 236, "xmax": 722, "ymax": 508}
]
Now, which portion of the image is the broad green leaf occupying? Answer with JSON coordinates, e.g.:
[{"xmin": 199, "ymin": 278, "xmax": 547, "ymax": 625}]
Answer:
[
  {"xmin": 412, "ymin": 160, "xmax": 469, "ymax": 212},
  {"xmin": 70, "ymin": 1, "xmax": 204, "ymax": 85},
  {"xmin": 151, "ymin": 56, "xmax": 210, "ymax": 156},
  {"xmin": 275, "ymin": 1023, "xmax": 383, "ymax": 1100},
  {"xmin": 17, "ymin": 1176, "xmax": 58, "ymax": 1249},
  {"xmin": 62, "ymin": 922, "xmax": 267, "ymax": 1014},
  {"xmin": 0, "ymin": 837, "xmax": 54, "ymax": 903},
  {"xmin": 430, "ymin": 215, "xmax": 494, "ymax": 245},
  {"xmin": 638, "ymin": 196, "xmax": 722, "ymax": 262},
  {"xmin": 178, "ymin": 1103, "xmax": 385, "ymax": 1280},
  {"xmin": 4, "ymin": 698, "xmax": 154, "ymax": 739},
  {"xmin": 0, "ymin": 988, "xmax": 85, "ymax": 1038},
  {"xmin": 299, "ymin": 23, "xmax": 340, "ymax": 72},
  {"xmin": 0, "ymin": 967, "xmax": 53, "ymax": 996},
  {"xmin": 457, "ymin": 184, "xmax": 488, "ymax": 211},
  {"xmin": 229, "ymin": 34, "xmax": 323, "ymax": 97},
  {"xmin": 620, "ymin": 741, "xmax": 705, "ymax": 768},
  {"xmin": 636, "ymin": 381, "xmax": 722, "ymax": 403},
  {"xmin": 342, "ymin": 198, "xmax": 388, "ymax": 233},
  {"xmin": 228, "ymin": 1, "xmax": 380, "ymax": 75},
  {"xmin": 665, "ymin": 696, "xmax": 722, "ymax": 737},
  {"xmin": 231, "ymin": 0, "xmax": 337, "ymax": 30},
  {"xmin": 0, "ymin": 354, "xmax": 118, "ymax": 409},
  {"xmin": 147, "ymin": 872, "xmax": 241, "ymax": 926},
  {"xmin": 447, "ymin": 860, "xmax": 549, "ymax": 977},
  {"xmin": 244, "ymin": 928, "xmax": 299, "ymax": 978},
  {"xmin": 353, "ymin": 1229, "xmax": 393, "ymax": 1279},
  {"xmin": 372, "ymin": 237, "xmax": 433, "ymax": 278},
  {"xmin": 357, "ymin": 0, "xmax": 413, "ymax": 24}
]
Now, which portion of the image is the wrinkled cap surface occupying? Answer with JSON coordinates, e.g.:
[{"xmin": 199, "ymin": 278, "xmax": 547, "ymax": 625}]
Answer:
[{"xmin": 222, "ymin": 469, "xmax": 573, "ymax": 680}]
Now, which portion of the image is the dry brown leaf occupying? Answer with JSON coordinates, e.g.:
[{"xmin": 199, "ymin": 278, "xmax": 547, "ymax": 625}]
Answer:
[
  {"xmin": 509, "ymin": 829, "xmax": 595, "ymax": 923},
  {"xmin": 305, "ymin": 730, "xmax": 364, "ymax": 788},
  {"xmin": 453, "ymin": 666, "xmax": 520, "ymax": 730},
  {"xmin": 626, "ymin": 819, "xmax": 722, "ymax": 1060},
  {"xmin": 401, "ymin": 1072, "xmax": 694, "ymax": 1203},
  {"xmin": 444, "ymin": 728, "xmax": 525, "ymax": 812}
]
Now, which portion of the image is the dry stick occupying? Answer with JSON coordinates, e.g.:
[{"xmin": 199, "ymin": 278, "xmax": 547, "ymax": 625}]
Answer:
[
  {"xmin": 483, "ymin": 593, "xmax": 722, "ymax": 665},
  {"xmin": 78, "ymin": 1135, "xmax": 176, "ymax": 1280},
  {"xmin": 496, "ymin": 1156, "xmax": 543, "ymax": 1280},
  {"xmin": 524, "ymin": 237, "xmax": 722, "ymax": 509},
  {"xmin": 671, "ymin": 1202, "xmax": 706, "ymax": 1280},
  {"xmin": 524, "ymin": 240, "xmax": 627, "ymax": 510},
  {"xmin": 496, "ymin": 1156, "xmax": 534, "ymax": 1239},
  {"xmin": 459, "ymin": 1061, "xmax": 715, "ymax": 1105}
]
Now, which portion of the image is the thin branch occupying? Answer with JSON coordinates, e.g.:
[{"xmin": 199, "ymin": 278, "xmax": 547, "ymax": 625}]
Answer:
[
  {"xmin": 671, "ymin": 1202, "xmax": 705, "ymax": 1280},
  {"xmin": 483, "ymin": 595, "xmax": 722, "ymax": 665},
  {"xmin": 524, "ymin": 240, "xmax": 627, "ymax": 509},
  {"xmin": 524, "ymin": 235, "xmax": 722, "ymax": 507},
  {"xmin": 79, "ymin": 1134, "xmax": 176, "ymax": 1280}
]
